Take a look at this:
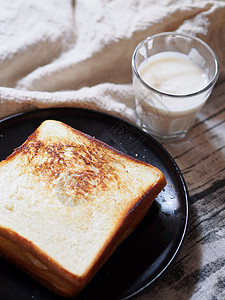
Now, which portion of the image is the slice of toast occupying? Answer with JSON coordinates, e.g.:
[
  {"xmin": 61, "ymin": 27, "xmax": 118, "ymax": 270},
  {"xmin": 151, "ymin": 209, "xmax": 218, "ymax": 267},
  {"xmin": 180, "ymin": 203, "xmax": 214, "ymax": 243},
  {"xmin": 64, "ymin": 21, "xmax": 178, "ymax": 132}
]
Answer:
[{"xmin": 0, "ymin": 120, "xmax": 166, "ymax": 298}]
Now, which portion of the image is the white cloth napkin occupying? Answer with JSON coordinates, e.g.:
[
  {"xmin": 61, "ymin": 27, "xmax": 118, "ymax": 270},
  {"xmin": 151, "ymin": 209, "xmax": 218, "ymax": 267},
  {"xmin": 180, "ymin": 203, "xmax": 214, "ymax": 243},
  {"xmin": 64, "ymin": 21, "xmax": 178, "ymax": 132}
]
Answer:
[{"xmin": 0, "ymin": 0, "xmax": 225, "ymax": 122}]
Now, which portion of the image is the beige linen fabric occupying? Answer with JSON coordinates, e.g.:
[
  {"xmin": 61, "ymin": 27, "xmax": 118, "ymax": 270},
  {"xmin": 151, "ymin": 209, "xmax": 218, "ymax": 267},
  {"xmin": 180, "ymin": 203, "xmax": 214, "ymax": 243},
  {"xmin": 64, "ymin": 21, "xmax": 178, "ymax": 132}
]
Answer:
[{"xmin": 0, "ymin": 0, "xmax": 224, "ymax": 122}]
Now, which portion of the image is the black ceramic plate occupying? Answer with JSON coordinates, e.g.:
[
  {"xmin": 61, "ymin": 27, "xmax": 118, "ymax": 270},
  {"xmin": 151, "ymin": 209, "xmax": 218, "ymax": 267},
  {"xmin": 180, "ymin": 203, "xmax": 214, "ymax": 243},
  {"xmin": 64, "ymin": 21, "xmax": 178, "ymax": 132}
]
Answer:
[{"xmin": 0, "ymin": 108, "xmax": 189, "ymax": 300}]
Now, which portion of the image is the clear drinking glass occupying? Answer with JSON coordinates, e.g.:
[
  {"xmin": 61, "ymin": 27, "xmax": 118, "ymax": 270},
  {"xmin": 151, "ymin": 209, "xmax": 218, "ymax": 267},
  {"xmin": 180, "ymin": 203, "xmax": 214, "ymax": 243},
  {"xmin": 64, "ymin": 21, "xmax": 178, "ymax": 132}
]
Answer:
[{"xmin": 132, "ymin": 32, "xmax": 219, "ymax": 141}]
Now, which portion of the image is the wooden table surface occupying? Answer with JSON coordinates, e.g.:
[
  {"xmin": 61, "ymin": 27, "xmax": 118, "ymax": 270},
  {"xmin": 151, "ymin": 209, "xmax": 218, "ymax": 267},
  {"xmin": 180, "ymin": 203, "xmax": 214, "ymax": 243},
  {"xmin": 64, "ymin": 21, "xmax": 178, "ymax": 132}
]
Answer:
[
  {"xmin": 0, "ymin": 81, "xmax": 224, "ymax": 300},
  {"xmin": 138, "ymin": 80, "xmax": 225, "ymax": 299}
]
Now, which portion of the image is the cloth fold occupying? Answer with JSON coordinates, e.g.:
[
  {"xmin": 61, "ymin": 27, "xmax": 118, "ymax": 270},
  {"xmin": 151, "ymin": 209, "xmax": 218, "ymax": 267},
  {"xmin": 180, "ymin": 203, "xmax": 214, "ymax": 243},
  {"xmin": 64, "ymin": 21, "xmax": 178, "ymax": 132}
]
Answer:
[{"xmin": 0, "ymin": 0, "xmax": 225, "ymax": 121}]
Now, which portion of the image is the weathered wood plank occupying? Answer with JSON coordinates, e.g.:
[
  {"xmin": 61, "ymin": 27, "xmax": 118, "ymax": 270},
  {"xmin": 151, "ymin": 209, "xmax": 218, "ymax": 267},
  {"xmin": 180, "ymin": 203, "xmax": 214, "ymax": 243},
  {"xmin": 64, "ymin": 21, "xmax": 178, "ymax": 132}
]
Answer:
[{"xmin": 139, "ymin": 81, "xmax": 225, "ymax": 299}]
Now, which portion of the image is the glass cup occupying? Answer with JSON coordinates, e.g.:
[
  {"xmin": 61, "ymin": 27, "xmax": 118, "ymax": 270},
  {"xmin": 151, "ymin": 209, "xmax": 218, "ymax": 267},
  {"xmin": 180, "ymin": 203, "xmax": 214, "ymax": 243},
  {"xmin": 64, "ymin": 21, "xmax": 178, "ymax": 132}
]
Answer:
[{"xmin": 131, "ymin": 32, "xmax": 219, "ymax": 141}]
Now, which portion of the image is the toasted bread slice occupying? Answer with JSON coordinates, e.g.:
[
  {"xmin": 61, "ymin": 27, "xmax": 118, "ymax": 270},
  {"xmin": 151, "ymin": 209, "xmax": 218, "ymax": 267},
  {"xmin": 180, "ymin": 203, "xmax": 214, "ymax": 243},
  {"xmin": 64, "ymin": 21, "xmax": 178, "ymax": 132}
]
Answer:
[{"xmin": 0, "ymin": 120, "xmax": 166, "ymax": 297}]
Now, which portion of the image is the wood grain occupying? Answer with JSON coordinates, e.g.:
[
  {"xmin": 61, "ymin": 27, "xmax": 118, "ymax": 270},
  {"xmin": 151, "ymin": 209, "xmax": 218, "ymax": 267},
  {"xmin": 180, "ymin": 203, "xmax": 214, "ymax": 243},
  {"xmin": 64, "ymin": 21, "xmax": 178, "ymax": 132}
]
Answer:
[{"xmin": 138, "ymin": 81, "xmax": 225, "ymax": 300}]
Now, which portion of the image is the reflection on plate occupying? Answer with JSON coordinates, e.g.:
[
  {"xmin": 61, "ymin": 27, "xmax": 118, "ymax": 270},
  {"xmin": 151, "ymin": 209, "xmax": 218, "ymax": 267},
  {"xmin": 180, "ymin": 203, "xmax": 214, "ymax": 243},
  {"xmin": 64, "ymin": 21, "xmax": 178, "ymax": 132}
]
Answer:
[{"xmin": 0, "ymin": 108, "xmax": 189, "ymax": 300}]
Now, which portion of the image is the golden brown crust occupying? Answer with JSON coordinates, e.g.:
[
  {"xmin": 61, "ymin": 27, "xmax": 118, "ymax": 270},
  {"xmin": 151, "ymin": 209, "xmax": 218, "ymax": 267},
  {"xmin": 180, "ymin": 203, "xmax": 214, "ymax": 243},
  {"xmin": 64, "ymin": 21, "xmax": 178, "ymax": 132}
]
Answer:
[
  {"xmin": 0, "ymin": 120, "xmax": 166, "ymax": 298},
  {"xmin": 0, "ymin": 226, "xmax": 87, "ymax": 297}
]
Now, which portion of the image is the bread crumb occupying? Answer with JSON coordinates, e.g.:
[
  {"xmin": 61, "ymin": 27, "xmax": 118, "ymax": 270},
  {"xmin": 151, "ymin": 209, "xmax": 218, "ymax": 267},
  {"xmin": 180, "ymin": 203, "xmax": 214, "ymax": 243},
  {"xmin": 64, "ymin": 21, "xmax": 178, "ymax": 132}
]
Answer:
[{"xmin": 4, "ymin": 202, "xmax": 14, "ymax": 211}]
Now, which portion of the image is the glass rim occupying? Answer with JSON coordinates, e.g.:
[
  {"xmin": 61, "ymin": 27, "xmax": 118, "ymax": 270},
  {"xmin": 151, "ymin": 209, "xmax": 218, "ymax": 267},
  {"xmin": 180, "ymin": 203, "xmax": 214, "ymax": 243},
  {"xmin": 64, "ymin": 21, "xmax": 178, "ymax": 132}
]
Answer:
[{"xmin": 131, "ymin": 31, "xmax": 220, "ymax": 98}]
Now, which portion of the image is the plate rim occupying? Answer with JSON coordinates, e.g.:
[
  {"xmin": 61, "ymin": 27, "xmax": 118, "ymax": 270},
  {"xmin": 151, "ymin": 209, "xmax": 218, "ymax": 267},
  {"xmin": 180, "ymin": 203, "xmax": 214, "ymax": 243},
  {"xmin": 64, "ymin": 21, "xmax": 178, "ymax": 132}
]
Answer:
[{"xmin": 0, "ymin": 107, "xmax": 189, "ymax": 300}]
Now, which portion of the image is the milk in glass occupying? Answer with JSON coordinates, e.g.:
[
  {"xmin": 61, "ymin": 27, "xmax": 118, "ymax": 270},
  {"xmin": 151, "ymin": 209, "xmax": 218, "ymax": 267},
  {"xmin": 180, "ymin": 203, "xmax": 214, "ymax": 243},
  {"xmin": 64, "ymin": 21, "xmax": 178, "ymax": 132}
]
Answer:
[{"xmin": 134, "ymin": 51, "xmax": 210, "ymax": 139}]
